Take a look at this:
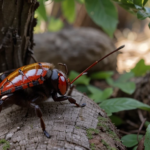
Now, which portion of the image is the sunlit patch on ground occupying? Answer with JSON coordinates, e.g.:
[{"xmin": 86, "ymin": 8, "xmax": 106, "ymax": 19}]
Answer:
[{"xmin": 115, "ymin": 18, "xmax": 150, "ymax": 73}]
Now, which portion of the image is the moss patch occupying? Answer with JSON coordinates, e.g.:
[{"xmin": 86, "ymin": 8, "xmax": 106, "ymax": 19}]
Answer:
[
  {"xmin": 97, "ymin": 116, "xmax": 120, "ymax": 142},
  {"xmin": 102, "ymin": 139, "xmax": 116, "ymax": 150},
  {"xmin": 86, "ymin": 128, "xmax": 99, "ymax": 139},
  {"xmin": 0, "ymin": 139, "xmax": 10, "ymax": 150},
  {"xmin": 90, "ymin": 143, "xmax": 96, "ymax": 150},
  {"xmin": 86, "ymin": 116, "xmax": 121, "ymax": 150},
  {"xmin": 75, "ymin": 126, "xmax": 80, "ymax": 129}
]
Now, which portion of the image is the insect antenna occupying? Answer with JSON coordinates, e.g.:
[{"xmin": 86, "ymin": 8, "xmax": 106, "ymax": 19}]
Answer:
[
  {"xmin": 58, "ymin": 63, "xmax": 68, "ymax": 75},
  {"xmin": 71, "ymin": 45, "xmax": 125, "ymax": 84}
]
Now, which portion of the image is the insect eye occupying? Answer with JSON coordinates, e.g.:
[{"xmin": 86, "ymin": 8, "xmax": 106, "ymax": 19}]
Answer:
[{"xmin": 58, "ymin": 75, "xmax": 67, "ymax": 95}]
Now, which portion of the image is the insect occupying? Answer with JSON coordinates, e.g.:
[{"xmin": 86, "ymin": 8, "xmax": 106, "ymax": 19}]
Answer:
[{"xmin": 0, "ymin": 45, "xmax": 125, "ymax": 138}]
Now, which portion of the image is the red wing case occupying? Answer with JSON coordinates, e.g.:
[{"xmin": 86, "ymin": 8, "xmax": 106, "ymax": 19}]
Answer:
[{"xmin": 0, "ymin": 62, "xmax": 54, "ymax": 96}]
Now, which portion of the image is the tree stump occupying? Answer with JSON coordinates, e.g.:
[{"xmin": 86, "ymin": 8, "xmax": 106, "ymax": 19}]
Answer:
[
  {"xmin": 34, "ymin": 28, "xmax": 117, "ymax": 73},
  {"xmin": 0, "ymin": 90, "xmax": 126, "ymax": 150}
]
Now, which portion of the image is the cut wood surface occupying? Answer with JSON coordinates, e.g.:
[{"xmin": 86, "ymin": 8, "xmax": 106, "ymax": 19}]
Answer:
[{"xmin": 0, "ymin": 90, "xmax": 126, "ymax": 150}]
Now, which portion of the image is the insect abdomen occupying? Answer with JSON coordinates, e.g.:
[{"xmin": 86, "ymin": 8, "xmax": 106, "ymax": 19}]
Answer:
[{"xmin": 0, "ymin": 62, "xmax": 54, "ymax": 96}]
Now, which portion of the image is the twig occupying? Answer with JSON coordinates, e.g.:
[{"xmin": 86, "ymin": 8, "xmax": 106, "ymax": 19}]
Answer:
[
  {"xmin": 126, "ymin": 120, "xmax": 139, "ymax": 128},
  {"xmin": 119, "ymin": 130, "xmax": 131, "ymax": 135},
  {"xmin": 138, "ymin": 110, "xmax": 145, "ymax": 122},
  {"xmin": 129, "ymin": 130, "xmax": 145, "ymax": 134},
  {"xmin": 137, "ymin": 118, "xmax": 146, "ymax": 142}
]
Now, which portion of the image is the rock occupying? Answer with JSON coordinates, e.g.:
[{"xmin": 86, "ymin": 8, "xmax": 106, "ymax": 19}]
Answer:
[{"xmin": 34, "ymin": 28, "xmax": 117, "ymax": 73}]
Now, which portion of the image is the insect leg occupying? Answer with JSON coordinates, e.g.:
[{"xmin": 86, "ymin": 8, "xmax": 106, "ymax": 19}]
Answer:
[
  {"xmin": 29, "ymin": 102, "xmax": 50, "ymax": 138},
  {"xmin": 52, "ymin": 92, "xmax": 86, "ymax": 107},
  {"xmin": 0, "ymin": 100, "xmax": 3, "ymax": 112},
  {"xmin": 0, "ymin": 93, "xmax": 14, "ymax": 112},
  {"xmin": 58, "ymin": 63, "xmax": 68, "ymax": 75},
  {"xmin": 68, "ymin": 84, "xmax": 75, "ymax": 96}
]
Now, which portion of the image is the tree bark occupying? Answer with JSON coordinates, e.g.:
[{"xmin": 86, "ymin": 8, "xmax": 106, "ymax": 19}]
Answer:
[
  {"xmin": 0, "ymin": 1, "xmax": 126, "ymax": 150},
  {"xmin": 0, "ymin": 0, "xmax": 38, "ymax": 72}
]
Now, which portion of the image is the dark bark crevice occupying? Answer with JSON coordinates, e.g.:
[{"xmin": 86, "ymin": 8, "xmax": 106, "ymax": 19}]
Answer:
[{"xmin": 0, "ymin": 0, "xmax": 38, "ymax": 72}]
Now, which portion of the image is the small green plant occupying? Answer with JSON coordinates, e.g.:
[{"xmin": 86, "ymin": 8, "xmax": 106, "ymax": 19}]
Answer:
[
  {"xmin": 90, "ymin": 143, "xmax": 96, "ymax": 150},
  {"xmin": 144, "ymin": 124, "xmax": 150, "ymax": 150},
  {"xmin": 131, "ymin": 59, "xmax": 150, "ymax": 76},
  {"xmin": 101, "ymin": 139, "xmax": 116, "ymax": 150},
  {"xmin": 106, "ymin": 72, "xmax": 135, "ymax": 95},
  {"xmin": 100, "ymin": 97, "xmax": 150, "ymax": 116},
  {"xmin": 86, "ymin": 128, "xmax": 99, "ymax": 139},
  {"xmin": 120, "ymin": 114, "xmax": 150, "ymax": 150},
  {"xmin": 121, "ymin": 134, "xmax": 143, "ymax": 148},
  {"xmin": 69, "ymin": 70, "xmax": 150, "ymax": 116},
  {"xmin": 75, "ymin": 126, "xmax": 80, "ymax": 129},
  {"xmin": 112, "ymin": 0, "xmax": 150, "ymax": 27},
  {"xmin": 0, "ymin": 139, "xmax": 10, "ymax": 150}
]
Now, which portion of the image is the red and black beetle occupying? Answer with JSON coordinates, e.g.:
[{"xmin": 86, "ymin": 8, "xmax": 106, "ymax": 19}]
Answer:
[{"xmin": 0, "ymin": 45, "xmax": 124, "ymax": 138}]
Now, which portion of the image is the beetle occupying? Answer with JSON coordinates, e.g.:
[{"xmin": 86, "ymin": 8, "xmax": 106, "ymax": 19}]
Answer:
[{"xmin": 0, "ymin": 45, "xmax": 125, "ymax": 138}]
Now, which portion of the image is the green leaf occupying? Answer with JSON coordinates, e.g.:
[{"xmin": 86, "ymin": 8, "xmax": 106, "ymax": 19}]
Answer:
[
  {"xmin": 144, "ymin": 124, "xmax": 150, "ymax": 150},
  {"xmin": 69, "ymin": 71, "xmax": 90, "ymax": 85},
  {"xmin": 143, "ymin": 0, "xmax": 148, "ymax": 6},
  {"xmin": 85, "ymin": 0, "xmax": 118, "ymax": 37},
  {"xmin": 131, "ymin": 59, "xmax": 150, "ymax": 76},
  {"xmin": 37, "ymin": 0, "xmax": 48, "ymax": 22},
  {"xmin": 122, "ymin": 134, "xmax": 143, "ymax": 147},
  {"xmin": 133, "ymin": 0, "xmax": 144, "ymax": 6},
  {"xmin": 87, "ymin": 86, "xmax": 113, "ymax": 103},
  {"xmin": 76, "ymin": 0, "xmax": 85, "ymax": 3},
  {"xmin": 117, "ymin": 72, "xmax": 134, "ymax": 82},
  {"xmin": 135, "ymin": 4, "xmax": 143, "ymax": 9},
  {"xmin": 113, "ymin": 0, "xmax": 135, "ymax": 10},
  {"xmin": 100, "ymin": 98, "xmax": 150, "ymax": 114},
  {"xmin": 106, "ymin": 77, "xmax": 114, "ymax": 86},
  {"xmin": 109, "ymin": 115, "xmax": 124, "ymax": 126},
  {"xmin": 115, "ymin": 81, "xmax": 136, "ymax": 94},
  {"xmin": 76, "ymin": 85, "xmax": 89, "ymax": 94},
  {"xmin": 114, "ymin": 72, "xmax": 135, "ymax": 94},
  {"xmin": 87, "ymin": 86, "xmax": 102, "ymax": 101},
  {"xmin": 133, "ymin": 146, "xmax": 138, "ymax": 150},
  {"xmin": 145, "ymin": 121, "xmax": 150, "ymax": 127},
  {"xmin": 87, "ymin": 85, "xmax": 102, "ymax": 94},
  {"xmin": 53, "ymin": 0, "xmax": 64, "ymax": 2},
  {"xmin": 137, "ymin": 10, "xmax": 150, "ymax": 20},
  {"xmin": 97, "ymin": 88, "xmax": 113, "ymax": 102},
  {"xmin": 48, "ymin": 17, "xmax": 63, "ymax": 31},
  {"xmin": 90, "ymin": 71, "xmax": 114, "ymax": 79},
  {"xmin": 62, "ymin": 0, "xmax": 76, "ymax": 23},
  {"xmin": 122, "ymin": 0, "xmax": 133, "ymax": 4},
  {"xmin": 106, "ymin": 76, "xmax": 136, "ymax": 95},
  {"xmin": 89, "ymin": 93, "xmax": 103, "ymax": 102}
]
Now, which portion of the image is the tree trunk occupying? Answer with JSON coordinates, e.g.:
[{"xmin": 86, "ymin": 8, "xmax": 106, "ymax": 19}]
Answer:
[
  {"xmin": 0, "ymin": 1, "xmax": 126, "ymax": 150},
  {"xmin": 0, "ymin": 0, "xmax": 38, "ymax": 72}
]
